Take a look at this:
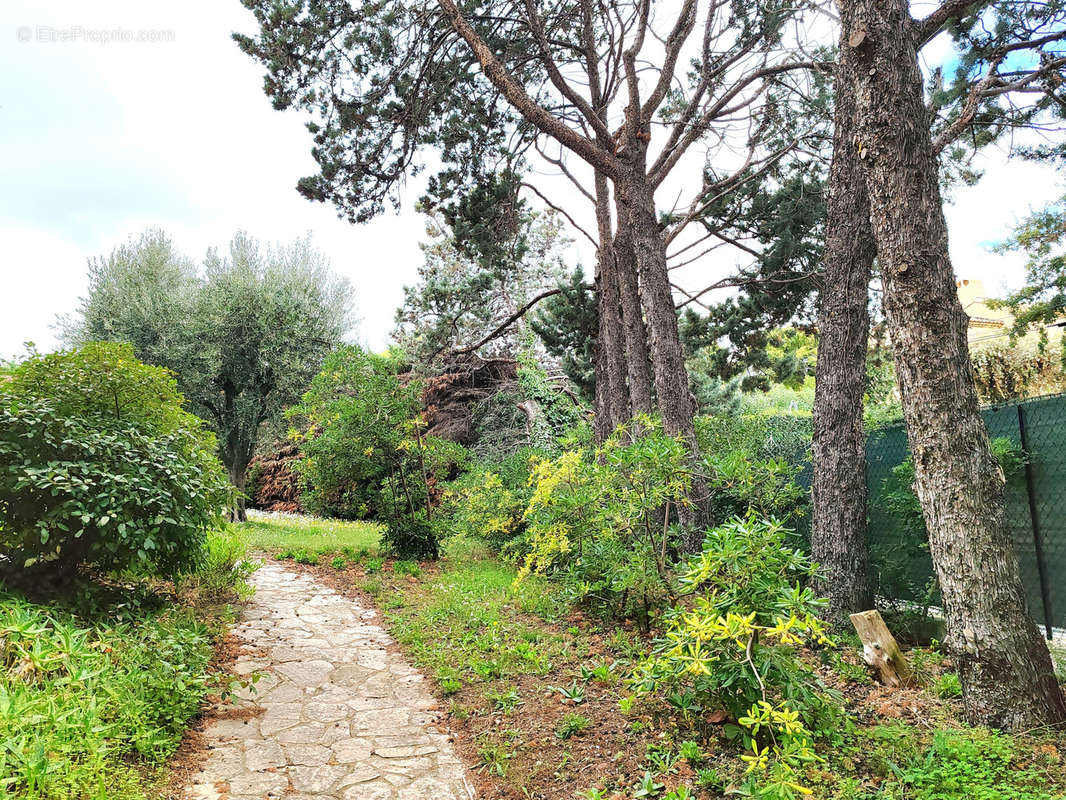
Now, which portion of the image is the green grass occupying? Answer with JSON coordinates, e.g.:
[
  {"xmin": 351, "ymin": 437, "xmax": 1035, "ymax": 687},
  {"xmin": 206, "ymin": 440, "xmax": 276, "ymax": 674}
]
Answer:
[
  {"xmin": 0, "ymin": 527, "xmax": 251, "ymax": 800},
  {"xmin": 378, "ymin": 539, "xmax": 568, "ymax": 683},
  {"xmin": 236, "ymin": 515, "xmax": 381, "ymax": 555}
]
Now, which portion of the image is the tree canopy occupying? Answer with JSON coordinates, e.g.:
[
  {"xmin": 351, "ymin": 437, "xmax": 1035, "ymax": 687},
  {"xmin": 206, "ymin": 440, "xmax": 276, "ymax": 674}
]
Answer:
[{"xmin": 62, "ymin": 228, "xmax": 354, "ymax": 518}]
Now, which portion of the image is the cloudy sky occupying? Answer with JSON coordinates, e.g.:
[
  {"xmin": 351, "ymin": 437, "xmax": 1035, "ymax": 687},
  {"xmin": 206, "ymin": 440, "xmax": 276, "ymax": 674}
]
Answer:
[{"xmin": 1, "ymin": 1, "xmax": 1061, "ymax": 360}]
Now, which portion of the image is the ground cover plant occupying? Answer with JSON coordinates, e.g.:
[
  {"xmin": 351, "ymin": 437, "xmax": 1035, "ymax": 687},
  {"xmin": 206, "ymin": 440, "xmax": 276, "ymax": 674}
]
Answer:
[{"xmin": 0, "ymin": 527, "xmax": 252, "ymax": 800}]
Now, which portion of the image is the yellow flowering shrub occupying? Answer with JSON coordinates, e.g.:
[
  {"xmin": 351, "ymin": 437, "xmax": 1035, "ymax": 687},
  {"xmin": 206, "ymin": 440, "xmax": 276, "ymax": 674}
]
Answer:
[
  {"xmin": 515, "ymin": 418, "xmax": 693, "ymax": 622},
  {"xmin": 633, "ymin": 516, "xmax": 842, "ymax": 798}
]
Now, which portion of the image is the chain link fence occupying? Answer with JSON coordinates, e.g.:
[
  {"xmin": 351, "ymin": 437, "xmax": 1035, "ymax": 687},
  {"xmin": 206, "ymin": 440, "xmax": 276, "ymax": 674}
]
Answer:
[{"xmin": 865, "ymin": 391, "xmax": 1066, "ymax": 637}]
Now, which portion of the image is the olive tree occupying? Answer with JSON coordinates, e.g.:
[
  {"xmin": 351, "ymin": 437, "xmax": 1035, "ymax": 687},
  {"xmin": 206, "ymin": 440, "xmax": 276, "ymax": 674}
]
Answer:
[{"xmin": 63, "ymin": 229, "xmax": 354, "ymax": 520}]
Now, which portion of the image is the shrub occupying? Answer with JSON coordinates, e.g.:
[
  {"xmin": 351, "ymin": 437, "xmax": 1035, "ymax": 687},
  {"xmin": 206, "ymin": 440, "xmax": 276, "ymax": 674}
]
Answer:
[
  {"xmin": 702, "ymin": 451, "xmax": 806, "ymax": 526},
  {"xmin": 634, "ymin": 516, "xmax": 841, "ymax": 797},
  {"xmin": 291, "ymin": 346, "xmax": 465, "ymax": 558},
  {"xmin": 437, "ymin": 448, "xmax": 541, "ymax": 554},
  {"xmin": 519, "ymin": 417, "xmax": 692, "ymax": 623},
  {"xmin": 696, "ymin": 412, "xmax": 810, "ymax": 527},
  {"xmin": 0, "ymin": 344, "xmax": 230, "ymax": 576}
]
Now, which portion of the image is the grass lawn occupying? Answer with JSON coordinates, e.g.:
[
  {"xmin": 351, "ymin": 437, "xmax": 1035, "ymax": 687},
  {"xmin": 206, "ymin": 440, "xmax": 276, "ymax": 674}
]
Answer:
[
  {"xmin": 0, "ymin": 528, "xmax": 252, "ymax": 800},
  {"xmin": 245, "ymin": 517, "xmax": 1066, "ymax": 799},
  {"xmin": 236, "ymin": 513, "xmax": 381, "ymax": 556}
]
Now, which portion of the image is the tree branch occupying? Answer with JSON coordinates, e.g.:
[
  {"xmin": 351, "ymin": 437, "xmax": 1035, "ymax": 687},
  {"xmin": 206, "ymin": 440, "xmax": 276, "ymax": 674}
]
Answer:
[
  {"xmin": 450, "ymin": 285, "xmax": 588, "ymax": 356},
  {"xmin": 915, "ymin": 1, "xmax": 991, "ymax": 49},
  {"xmin": 437, "ymin": 0, "xmax": 619, "ymax": 177},
  {"xmin": 522, "ymin": 181, "xmax": 599, "ymax": 246}
]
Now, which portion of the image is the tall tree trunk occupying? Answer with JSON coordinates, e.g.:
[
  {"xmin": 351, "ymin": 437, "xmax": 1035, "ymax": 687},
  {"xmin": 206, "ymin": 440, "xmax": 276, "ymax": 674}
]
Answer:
[
  {"xmin": 839, "ymin": 0, "xmax": 1066, "ymax": 728},
  {"xmin": 615, "ymin": 166, "xmax": 696, "ymax": 445},
  {"xmin": 612, "ymin": 199, "xmax": 654, "ymax": 415},
  {"xmin": 811, "ymin": 52, "xmax": 876, "ymax": 622},
  {"xmin": 593, "ymin": 171, "xmax": 630, "ymax": 442},
  {"xmin": 615, "ymin": 144, "xmax": 707, "ymax": 549}
]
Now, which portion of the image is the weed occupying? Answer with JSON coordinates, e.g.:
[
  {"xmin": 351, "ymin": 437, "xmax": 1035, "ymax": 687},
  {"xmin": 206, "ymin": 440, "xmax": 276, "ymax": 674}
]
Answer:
[
  {"xmin": 440, "ymin": 677, "xmax": 462, "ymax": 695},
  {"xmin": 909, "ymin": 647, "xmax": 942, "ymax": 687},
  {"xmin": 678, "ymin": 740, "xmax": 703, "ymax": 765},
  {"xmin": 552, "ymin": 682, "xmax": 587, "ymax": 704},
  {"xmin": 697, "ymin": 768, "xmax": 724, "ymax": 791},
  {"xmin": 449, "ymin": 701, "xmax": 470, "ymax": 719},
  {"xmin": 933, "ymin": 672, "xmax": 962, "ymax": 698},
  {"xmin": 282, "ymin": 548, "xmax": 318, "ymax": 565},
  {"xmin": 645, "ymin": 744, "xmax": 678, "ymax": 773},
  {"xmin": 556, "ymin": 712, "xmax": 591, "ymax": 739},
  {"xmin": 393, "ymin": 560, "xmax": 421, "ymax": 577},
  {"xmin": 487, "ymin": 687, "xmax": 522, "ymax": 712},
  {"xmin": 826, "ymin": 650, "xmax": 873, "ymax": 685},
  {"xmin": 632, "ymin": 771, "xmax": 665, "ymax": 798},
  {"xmin": 589, "ymin": 661, "xmax": 615, "ymax": 684},
  {"xmin": 472, "ymin": 658, "xmax": 505, "ymax": 679},
  {"xmin": 330, "ymin": 555, "xmax": 347, "ymax": 570},
  {"xmin": 365, "ymin": 557, "xmax": 385, "ymax": 574},
  {"xmin": 478, "ymin": 741, "xmax": 514, "ymax": 777}
]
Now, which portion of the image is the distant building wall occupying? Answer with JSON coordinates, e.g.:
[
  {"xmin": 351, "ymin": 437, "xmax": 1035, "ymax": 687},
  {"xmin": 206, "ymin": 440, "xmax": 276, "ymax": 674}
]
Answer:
[{"xmin": 957, "ymin": 278, "xmax": 1064, "ymax": 351}]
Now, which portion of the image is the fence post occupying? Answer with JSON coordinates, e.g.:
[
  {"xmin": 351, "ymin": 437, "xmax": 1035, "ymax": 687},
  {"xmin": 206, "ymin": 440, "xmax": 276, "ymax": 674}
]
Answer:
[{"xmin": 1017, "ymin": 403, "xmax": 1054, "ymax": 640}]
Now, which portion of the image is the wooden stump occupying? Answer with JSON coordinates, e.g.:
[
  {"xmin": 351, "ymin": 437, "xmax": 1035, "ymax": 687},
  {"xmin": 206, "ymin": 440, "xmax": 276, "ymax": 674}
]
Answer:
[{"xmin": 849, "ymin": 609, "xmax": 914, "ymax": 687}]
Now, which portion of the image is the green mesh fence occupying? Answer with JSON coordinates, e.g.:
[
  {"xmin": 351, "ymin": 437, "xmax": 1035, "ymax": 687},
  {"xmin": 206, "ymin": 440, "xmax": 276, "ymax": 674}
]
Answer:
[{"xmin": 864, "ymin": 392, "xmax": 1066, "ymax": 636}]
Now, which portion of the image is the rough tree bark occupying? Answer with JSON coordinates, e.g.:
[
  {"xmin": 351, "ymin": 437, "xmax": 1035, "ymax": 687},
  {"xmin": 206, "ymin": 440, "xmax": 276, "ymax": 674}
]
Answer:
[
  {"xmin": 838, "ymin": 0, "xmax": 1066, "ymax": 728},
  {"xmin": 612, "ymin": 197, "xmax": 654, "ymax": 416},
  {"xmin": 227, "ymin": 462, "xmax": 249, "ymax": 523},
  {"xmin": 615, "ymin": 155, "xmax": 697, "ymax": 446},
  {"xmin": 811, "ymin": 49, "xmax": 876, "ymax": 622},
  {"xmin": 593, "ymin": 171, "xmax": 631, "ymax": 442}
]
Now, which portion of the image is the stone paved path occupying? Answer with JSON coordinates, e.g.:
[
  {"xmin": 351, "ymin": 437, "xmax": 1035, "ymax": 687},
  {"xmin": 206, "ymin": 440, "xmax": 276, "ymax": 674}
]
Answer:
[{"xmin": 185, "ymin": 562, "xmax": 475, "ymax": 800}]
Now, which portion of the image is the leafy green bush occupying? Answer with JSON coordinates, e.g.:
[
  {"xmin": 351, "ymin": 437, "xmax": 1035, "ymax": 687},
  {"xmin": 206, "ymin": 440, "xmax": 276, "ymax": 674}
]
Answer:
[
  {"xmin": 634, "ymin": 517, "xmax": 841, "ymax": 798},
  {"xmin": 0, "ymin": 343, "xmax": 230, "ymax": 576},
  {"xmin": 437, "ymin": 448, "xmax": 541, "ymax": 554},
  {"xmin": 291, "ymin": 345, "xmax": 465, "ymax": 558},
  {"xmin": 696, "ymin": 412, "xmax": 810, "ymax": 527},
  {"xmin": 703, "ymin": 451, "xmax": 807, "ymax": 526}
]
